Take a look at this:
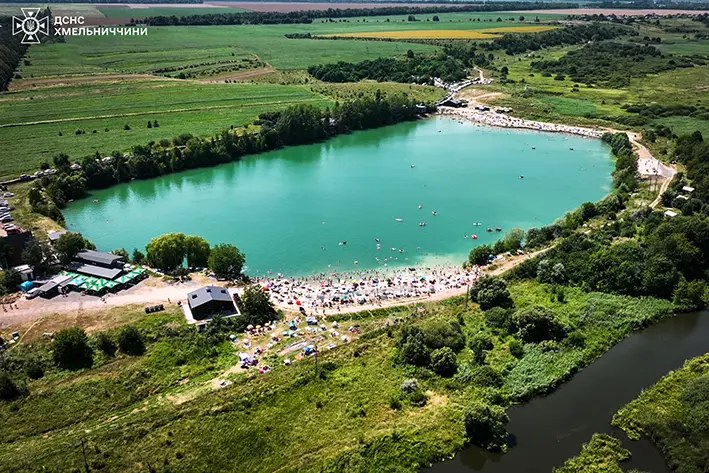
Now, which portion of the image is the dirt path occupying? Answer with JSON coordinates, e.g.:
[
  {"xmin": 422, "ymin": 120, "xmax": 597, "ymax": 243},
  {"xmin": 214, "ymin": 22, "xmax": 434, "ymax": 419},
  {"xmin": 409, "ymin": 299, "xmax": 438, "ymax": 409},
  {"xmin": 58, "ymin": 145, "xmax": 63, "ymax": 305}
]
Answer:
[
  {"xmin": 200, "ymin": 66, "xmax": 276, "ymax": 83},
  {"xmin": 10, "ymin": 74, "xmax": 167, "ymax": 91}
]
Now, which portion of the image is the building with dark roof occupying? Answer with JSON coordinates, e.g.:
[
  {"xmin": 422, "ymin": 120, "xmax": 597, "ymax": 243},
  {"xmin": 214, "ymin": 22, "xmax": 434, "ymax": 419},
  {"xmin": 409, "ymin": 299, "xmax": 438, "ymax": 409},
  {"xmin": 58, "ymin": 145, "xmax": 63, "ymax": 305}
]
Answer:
[
  {"xmin": 76, "ymin": 250, "xmax": 124, "ymax": 269},
  {"xmin": 74, "ymin": 264, "xmax": 123, "ymax": 280},
  {"xmin": 187, "ymin": 286, "xmax": 238, "ymax": 321}
]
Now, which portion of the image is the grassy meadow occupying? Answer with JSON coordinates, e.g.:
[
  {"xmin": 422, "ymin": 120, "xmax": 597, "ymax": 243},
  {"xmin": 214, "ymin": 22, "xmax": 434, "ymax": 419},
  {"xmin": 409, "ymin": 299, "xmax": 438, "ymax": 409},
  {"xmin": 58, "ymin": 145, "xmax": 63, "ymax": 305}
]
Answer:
[
  {"xmin": 0, "ymin": 279, "xmax": 675, "ymax": 472},
  {"xmin": 0, "ymin": 80, "xmax": 333, "ymax": 179}
]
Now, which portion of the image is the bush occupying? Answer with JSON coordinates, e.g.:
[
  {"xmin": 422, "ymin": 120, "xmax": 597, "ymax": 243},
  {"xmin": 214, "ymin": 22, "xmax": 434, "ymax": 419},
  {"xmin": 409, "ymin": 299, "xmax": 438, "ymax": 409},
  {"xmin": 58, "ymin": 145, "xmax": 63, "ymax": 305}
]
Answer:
[
  {"xmin": 484, "ymin": 307, "xmax": 514, "ymax": 332},
  {"xmin": 409, "ymin": 390, "xmax": 428, "ymax": 407},
  {"xmin": 509, "ymin": 339, "xmax": 524, "ymax": 358},
  {"xmin": 430, "ymin": 347, "xmax": 458, "ymax": 377},
  {"xmin": 470, "ymin": 276, "xmax": 513, "ymax": 310},
  {"xmin": 469, "ymin": 332, "xmax": 493, "ymax": 364},
  {"xmin": 52, "ymin": 328, "xmax": 94, "ymax": 370},
  {"xmin": 421, "ymin": 320, "xmax": 465, "ymax": 352},
  {"xmin": 401, "ymin": 378, "xmax": 420, "ymax": 395},
  {"xmin": 95, "ymin": 332, "xmax": 116, "ymax": 357},
  {"xmin": 463, "ymin": 401, "xmax": 509, "ymax": 451},
  {"xmin": 398, "ymin": 326, "xmax": 431, "ymax": 367},
  {"xmin": 512, "ymin": 305, "xmax": 567, "ymax": 343},
  {"xmin": 0, "ymin": 373, "xmax": 26, "ymax": 401},
  {"xmin": 565, "ymin": 330, "xmax": 586, "ymax": 348},
  {"xmin": 24, "ymin": 359, "xmax": 44, "ymax": 379},
  {"xmin": 460, "ymin": 364, "xmax": 504, "ymax": 388},
  {"xmin": 118, "ymin": 326, "xmax": 145, "ymax": 356}
]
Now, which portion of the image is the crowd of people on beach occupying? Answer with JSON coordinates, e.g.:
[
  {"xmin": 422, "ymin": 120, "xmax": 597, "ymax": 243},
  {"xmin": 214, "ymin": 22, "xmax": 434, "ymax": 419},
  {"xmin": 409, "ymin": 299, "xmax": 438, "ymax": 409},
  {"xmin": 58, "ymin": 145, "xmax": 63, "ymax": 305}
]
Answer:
[
  {"xmin": 252, "ymin": 264, "xmax": 484, "ymax": 315},
  {"xmin": 438, "ymin": 106, "xmax": 606, "ymax": 139}
]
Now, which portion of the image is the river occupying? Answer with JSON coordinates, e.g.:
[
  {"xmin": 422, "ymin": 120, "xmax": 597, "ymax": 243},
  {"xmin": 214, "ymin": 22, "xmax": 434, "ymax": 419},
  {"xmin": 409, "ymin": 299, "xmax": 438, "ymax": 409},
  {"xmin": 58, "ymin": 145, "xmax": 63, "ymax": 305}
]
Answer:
[
  {"xmin": 427, "ymin": 310, "xmax": 709, "ymax": 473},
  {"xmin": 63, "ymin": 117, "xmax": 612, "ymax": 276}
]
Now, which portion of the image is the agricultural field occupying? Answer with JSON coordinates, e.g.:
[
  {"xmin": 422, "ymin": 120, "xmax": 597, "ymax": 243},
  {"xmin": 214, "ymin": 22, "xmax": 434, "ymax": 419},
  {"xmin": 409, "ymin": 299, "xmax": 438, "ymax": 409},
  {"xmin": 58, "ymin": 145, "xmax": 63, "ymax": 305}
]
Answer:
[
  {"xmin": 321, "ymin": 25, "xmax": 558, "ymax": 39},
  {"xmin": 0, "ymin": 80, "xmax": 331, "ymax": 179}
]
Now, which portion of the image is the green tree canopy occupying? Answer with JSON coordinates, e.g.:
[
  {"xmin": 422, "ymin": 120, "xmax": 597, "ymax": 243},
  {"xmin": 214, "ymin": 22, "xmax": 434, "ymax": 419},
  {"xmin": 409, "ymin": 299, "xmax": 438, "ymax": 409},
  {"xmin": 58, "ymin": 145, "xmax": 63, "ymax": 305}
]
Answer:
[
  {"xmin": 55, "ymin": 232, "xmax": 94, "ymax": 266},
  {"xmin": 184, "ymin": 235, "xmax": 211, "ymax": 268},
  {"xmin": 208, "ymin": 244, "xmax": 245, "ymax": 280},
  {"xmin": 470, "ymin": 275, "xmax": 513, "ymax": 310},
  {"xmin": 463, "ymin": 401, "xmax": 509, "ymax": 451},
  {"xmin": 239, "ymin": 285, "xmax": 278, "ymax": 326},
  {"xmin": 146, "ymin": 232, "xmax": 186, "ymax": 271},
  {"xmin": 430, "ymin": 347, "xmax": 458, "ymax": 377},
  {"xmin": 52, "ymin": 328, "xmax": 94, "ymax": 370},
  {"xmin": 513, "ymin": 305, "xmax": 567, "ymax": 343}
]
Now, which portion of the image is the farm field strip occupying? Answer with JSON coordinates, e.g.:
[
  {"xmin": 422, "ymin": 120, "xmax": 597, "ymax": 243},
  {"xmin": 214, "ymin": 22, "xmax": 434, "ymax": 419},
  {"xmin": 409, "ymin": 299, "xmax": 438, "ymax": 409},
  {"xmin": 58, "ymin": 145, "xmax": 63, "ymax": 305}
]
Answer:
[{"xmin": 321, "ymin": 25, "xmax": 557, "ymax": 39}]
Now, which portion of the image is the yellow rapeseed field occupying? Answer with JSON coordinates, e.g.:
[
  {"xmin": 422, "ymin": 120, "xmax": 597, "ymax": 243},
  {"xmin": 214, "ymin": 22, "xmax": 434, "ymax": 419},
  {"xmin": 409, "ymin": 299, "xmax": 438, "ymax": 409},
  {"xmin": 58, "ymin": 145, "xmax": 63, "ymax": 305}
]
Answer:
[{"xmin": 320, "ymin": 25, "xmax": 557, "ymax": 40}]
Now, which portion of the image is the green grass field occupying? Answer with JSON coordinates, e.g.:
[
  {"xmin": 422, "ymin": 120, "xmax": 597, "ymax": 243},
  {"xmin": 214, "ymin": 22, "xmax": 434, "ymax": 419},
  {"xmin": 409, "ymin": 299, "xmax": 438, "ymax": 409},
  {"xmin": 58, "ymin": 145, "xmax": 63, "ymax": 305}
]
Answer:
[
  {"xmin": 0, "ymin": 80, "xmax": 330, "ymax": 179},
  {"xmin": 0, "ymin": 77, "xmax": 444, "ymax": 180}
]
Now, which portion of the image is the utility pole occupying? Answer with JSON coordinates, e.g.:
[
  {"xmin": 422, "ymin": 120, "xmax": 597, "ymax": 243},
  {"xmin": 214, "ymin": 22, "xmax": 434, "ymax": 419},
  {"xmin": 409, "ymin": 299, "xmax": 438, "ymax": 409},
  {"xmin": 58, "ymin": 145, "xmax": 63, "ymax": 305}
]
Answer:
[{"xmin": 314, "ymin": 343, "xmax": 319, "ymax": 379}]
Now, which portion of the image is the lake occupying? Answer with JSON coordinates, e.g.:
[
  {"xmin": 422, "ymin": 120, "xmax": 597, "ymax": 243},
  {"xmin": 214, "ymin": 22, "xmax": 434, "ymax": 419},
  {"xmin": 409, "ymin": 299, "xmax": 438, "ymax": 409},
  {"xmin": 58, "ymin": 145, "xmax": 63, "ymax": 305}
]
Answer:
[{"xmin": 63, "ymin": 117, "xmax": 613, "ymax": 276}]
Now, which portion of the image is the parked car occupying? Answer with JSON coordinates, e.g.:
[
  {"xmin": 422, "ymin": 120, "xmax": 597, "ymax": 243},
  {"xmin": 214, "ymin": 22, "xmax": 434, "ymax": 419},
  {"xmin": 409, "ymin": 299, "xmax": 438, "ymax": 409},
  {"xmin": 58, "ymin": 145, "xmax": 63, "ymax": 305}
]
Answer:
[
  {"xmin": 25, "ymin": 288, "xmax": 40, "ymax": 299},
  {"xmin": 19, "ymin": 174, "xmax": 30, "ymax": 181},
  {"xmin": 45, "ymin": 169, "xmax": 56, "ymax": 175},
  {"xmin": 3, "ymin": 192, "xmax": 14, "ymax": 198},
  {"xmin": 32, "ymin": 171, "xmax": 44, "ymax": 178}
]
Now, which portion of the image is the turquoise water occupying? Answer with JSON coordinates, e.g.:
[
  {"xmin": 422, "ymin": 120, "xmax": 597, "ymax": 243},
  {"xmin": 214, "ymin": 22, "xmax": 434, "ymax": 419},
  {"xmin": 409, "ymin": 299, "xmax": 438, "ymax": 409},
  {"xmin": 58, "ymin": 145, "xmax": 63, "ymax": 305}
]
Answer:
[{"xmin": 63, "ymin": 117, "xmax": 612, "ymax": 276}]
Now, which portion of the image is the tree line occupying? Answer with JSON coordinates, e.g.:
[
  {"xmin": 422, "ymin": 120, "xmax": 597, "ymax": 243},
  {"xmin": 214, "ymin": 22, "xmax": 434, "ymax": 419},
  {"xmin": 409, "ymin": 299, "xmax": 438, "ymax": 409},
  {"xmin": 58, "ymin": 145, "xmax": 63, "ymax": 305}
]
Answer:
[
  {"xmin": 142, "ymin": 3, "xmax": 578, "ymax": 26},
  {"xmin": 0, "ymin": 16, "xmax": 31, "ymax": 91},
  {"xmin": 497, "ymin": 130, "xmax": 709, "ymax": 312},
  {"xmin": 307, "ymin": 52, "xmax": 467, "ymax": 84},
  {"xmin": 28, "ymin": 95, "xmax": 429, "ymax": 223},
  {"xmin": 531, "ymin": 42, "xmax": 698, "ymax": 88},
  {"xmin": 484, "ymin": 23, "xmax": 631, "ymax": 55}
]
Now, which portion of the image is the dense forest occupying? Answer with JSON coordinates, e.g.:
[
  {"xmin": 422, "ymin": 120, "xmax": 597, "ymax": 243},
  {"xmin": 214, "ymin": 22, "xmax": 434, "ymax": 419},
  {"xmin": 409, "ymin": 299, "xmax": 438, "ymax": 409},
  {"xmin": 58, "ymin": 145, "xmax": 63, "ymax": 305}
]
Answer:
[
  {"xmin": 0, "ymin": 16, "xmax": 30, "ymax": 91},
  {"xmin": 308, "ymin": 52, "xmax": 466, "ymax": 84},
  {"xmin": 142, "ymin": 3, "xmax": 578, "ymax": 26},
  {"xmin": 28, "ymin": 95, "xmax": 430, "ymax": 222},
  {"xmin": 497, "ymin": 131, "xmax": 709, "ymax": 311},
  {"xmin": 531, "ymin": 42, "xmax": 698, "ymax": 87}
]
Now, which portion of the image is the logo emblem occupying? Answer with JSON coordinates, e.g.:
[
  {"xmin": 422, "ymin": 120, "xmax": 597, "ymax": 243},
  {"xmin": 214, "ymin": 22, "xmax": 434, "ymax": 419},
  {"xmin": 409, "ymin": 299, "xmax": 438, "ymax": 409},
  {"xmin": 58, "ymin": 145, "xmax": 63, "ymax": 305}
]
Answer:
[{"xmin": 12, "ymin": 8, "xmax": 49, "ymax": 45}]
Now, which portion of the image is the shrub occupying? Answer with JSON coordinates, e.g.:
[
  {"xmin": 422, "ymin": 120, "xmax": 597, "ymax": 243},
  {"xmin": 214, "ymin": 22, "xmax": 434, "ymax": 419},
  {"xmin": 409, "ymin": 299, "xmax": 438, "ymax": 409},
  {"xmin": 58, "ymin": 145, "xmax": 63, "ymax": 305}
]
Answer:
[
  {"xmin": 565, "ymin": 330, "xmax": 586, "ymax": 348},
  {"xmin": 388, "ymin": 395, "xmax": 403, "ymax": 410},
  {"xmin": 52, "ymin": 328, "xmax": 94, "ymax": 370},
  {"xmin": 469, "ymin": 332, "xmax": 493, "ymax": 364},
  {"xmin": 118, "ymin": 326, "xmax": 145, "ymax": 356},
  {"xmin": 24, "ymin": 359, "xmax": 44, "ymax": 379},
  {"xmin": 401, "ymin": 379, "xmax": 419, "ymax": 395},
  {"xmin": 430, "ymin": 347, "xmax": 458, "ymax": 377},
  {"xmin": 459, "ymin": 364, "xmax": 504, "ymax": 388},
  {"xmin": 470, "ymin": 276, "xmax": 513, "ymax": 310},
  {"xmin": 513, "ymin": 305, "xmax": 567, "ymax": 343},
  {"xmin": 398, "ymin": 326, "xmax": 430, "ymax": 367},
  {"xmin": 421, "ymin": 320, "xmax": 465, "ymax": 352},
  {"xmin": 409, "ymin": 390, "xmax": 428, "ymax": 407},
  {"xmin": 509, "ymin": 339, "xmax": 524, "ymax": 358},
  {"xmin": 463, "ymin": 401, "xmax": 509, "ymax": 450},
  {"xmin": 0, "ymin": 373, "xmax": 26, "ymax": 401},
  {"xmin": 485, "ymin": 307, "xmax": 514, "ymax": 332},
  {"xmin": 95, "ymin": 332, "xmax": 116, "ymax": 357},
  {"xmin": 124, "ymin": 124, "xmax": 131, "ymax": 130}
]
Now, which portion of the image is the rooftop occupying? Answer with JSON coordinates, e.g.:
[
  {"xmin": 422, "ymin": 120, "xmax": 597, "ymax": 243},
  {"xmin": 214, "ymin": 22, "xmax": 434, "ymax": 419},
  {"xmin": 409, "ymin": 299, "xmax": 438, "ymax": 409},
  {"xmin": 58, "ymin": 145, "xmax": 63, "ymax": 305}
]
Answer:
[
  {"xmin": 74, "ymin": 264, "xmax": 123, "ymax": 280},
  {"xmin": 76, "ymin": 250, "xmax": 123, "ymax": 266},
  {"xmin": 188, "ymin": 285, "xmax": 234, "ymax": 309}
]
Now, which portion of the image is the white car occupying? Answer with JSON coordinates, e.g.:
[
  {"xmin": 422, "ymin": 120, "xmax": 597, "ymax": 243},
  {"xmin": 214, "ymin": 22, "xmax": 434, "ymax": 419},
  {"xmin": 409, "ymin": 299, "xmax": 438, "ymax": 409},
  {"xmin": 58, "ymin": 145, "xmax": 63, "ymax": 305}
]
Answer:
[
  {"xmin": 3, "ymin": 192, "xmax": 14, "ymax": 198},
  {"xmin": 25, "ymin": 288, "xmax": 40, "ymax": 299}
]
